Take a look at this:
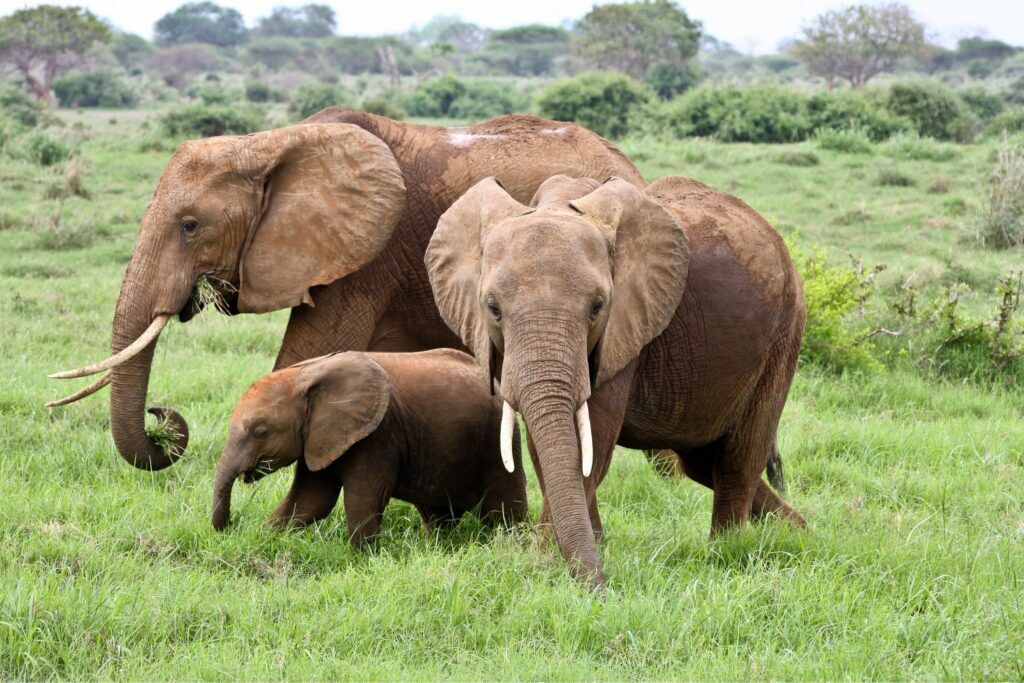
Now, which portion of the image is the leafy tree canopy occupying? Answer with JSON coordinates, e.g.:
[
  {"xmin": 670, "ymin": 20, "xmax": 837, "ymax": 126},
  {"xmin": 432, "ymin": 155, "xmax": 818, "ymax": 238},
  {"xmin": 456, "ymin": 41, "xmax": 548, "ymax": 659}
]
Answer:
[
  {"xmin": 255, "ymin": 4, "xmax": 336, "ymax": 39},
  {"xmin": 154, "ymin": 2, "xmax": 247, "ymax": 47}
]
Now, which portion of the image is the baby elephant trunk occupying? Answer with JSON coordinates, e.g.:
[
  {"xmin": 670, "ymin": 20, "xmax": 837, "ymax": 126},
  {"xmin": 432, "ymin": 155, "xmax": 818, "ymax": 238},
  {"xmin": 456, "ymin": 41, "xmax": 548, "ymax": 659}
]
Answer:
[{"xmin": 211, "ymin": 457, "xmax": 238, "ymax": 531}]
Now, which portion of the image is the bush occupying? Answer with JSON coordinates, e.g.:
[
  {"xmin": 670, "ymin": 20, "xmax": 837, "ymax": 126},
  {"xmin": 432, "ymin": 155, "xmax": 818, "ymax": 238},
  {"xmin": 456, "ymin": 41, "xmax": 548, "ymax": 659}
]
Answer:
[
  {"xmin": 360, "ymin": 96, "xmax": 406, "ymax": 120},
  {"xmin": 875, "ymin": 166, "xmax": 915, "ymax": 187},
  {"xmin": 966, "ymin": 59, "xmax": 995, "ymax": 79},
  {"xmin": 806, "ymin": 90, "xmax": 908, "ymax": 141},
  {"xmin": 401, "ymin": 75, "xmax": 466, "ymax": 118},
  {"xmin": 976, "ymin": 141, "xmax": 1024, "ymax": 248},
  {"xmin": 245, "ymin": 81, "xmax": 284, "ymax": 103},
  {"xmin": 0, "ymin": 85, "xmax": 46, "ymax": 127},
  {"xmin": 813, "ymin": 126, "xmax": 873, "ymax": 154},
  {"xmin": 983, "ymin": 108, "xmax": 1024, "ymax": 137},
  {"xmin": 160, "ymin": 105, "xmax": 265, "ymax": 138},
  {"xmin": 788, "ymin": 240, "xmax": 882, "ymax": 373},
  {"xmin": 959, "ymin": 87, "xmax": 1005, "ymax": 121},
  {"xmin": 1006, "ymin": 76, "xmax": 1024, "ymax": 105},
  {"xmin": 885, "ymin": 81, "xmax": 976, "ymax": 141},
  {"xmin": 448, "ymin": 81, "xmax": 527, "ymax": 119},
  {"xmin": 19, "ymin": 131, "xmax": 71, "ymax": 165},
  {"xmin": 536, "ymin": 72, "xmax": 651, "ymax": 139},
  {"xmin": 880, "ymin": 131, "xmax": 958, "ymax": 161},
  {"xmin": 288, "ymin": 82, "xmax": 351, "ymax": 120},
  {"xmin": 644, "ymin": 61, "xmax": 701, "ymax": 100},
  {"xmin": 52, "ymin": 71, "xmax": 138, "ymax": 108},
  {"xmin": 639, "ymin": 85, "xmax": 811, "ymax": 143}
]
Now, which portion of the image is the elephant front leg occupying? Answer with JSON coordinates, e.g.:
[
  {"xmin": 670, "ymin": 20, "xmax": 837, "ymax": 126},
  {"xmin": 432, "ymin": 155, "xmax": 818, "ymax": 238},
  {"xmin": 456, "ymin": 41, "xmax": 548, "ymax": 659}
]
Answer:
[{"xmin": 268, "ymin": 460, "xmax": 342, "ymax": 529}]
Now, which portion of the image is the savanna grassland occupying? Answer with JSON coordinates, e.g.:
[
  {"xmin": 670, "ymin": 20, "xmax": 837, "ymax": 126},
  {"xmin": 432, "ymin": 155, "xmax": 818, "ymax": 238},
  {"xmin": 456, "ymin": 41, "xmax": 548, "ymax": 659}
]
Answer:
[{"xmin": 1, "ymin": 109, "xmax": 1023, "ymax": 680}]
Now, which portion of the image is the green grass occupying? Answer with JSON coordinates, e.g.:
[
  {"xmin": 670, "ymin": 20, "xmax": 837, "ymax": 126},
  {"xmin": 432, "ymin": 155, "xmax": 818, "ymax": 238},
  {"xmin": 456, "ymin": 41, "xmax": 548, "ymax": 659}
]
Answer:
[{"xmin": 1, "ymin": 113, "xmax": 1023, "ymax": 679}]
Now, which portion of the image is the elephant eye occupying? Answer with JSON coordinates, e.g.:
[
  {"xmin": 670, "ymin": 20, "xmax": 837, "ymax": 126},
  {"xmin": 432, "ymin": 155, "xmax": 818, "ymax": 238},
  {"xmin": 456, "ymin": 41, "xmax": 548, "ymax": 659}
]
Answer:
[
  {"xmin": 590, "ymin": 299, "xmax": 604, "ymax": 320},
  {"xmin": 180, "ymin": 216, "xmax": 200, "ymax": 236},
  {"xmin": 486, "ymin": 299, "xmax": 502, "ymax": 323},
  {"xmin": 251, "ymin": 424, "xmax": 269, "ymax": 440}
]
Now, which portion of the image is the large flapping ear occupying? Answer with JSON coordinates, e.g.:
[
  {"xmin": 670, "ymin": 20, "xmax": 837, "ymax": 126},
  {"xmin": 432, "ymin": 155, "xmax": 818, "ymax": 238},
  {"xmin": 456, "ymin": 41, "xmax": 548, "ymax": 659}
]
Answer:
[
  {"xmin": 296, "ymin": 352, "xmax": 390, "ymax": 472},
  {"xmin": 425, "ymin": 177, "xmax": 532, "ymax": 372},
  {"xmin": 570, "ymin": 178, "xmax": 691, "ymax": 386},
  {"xmin": 236, "ymin": 123, "xmax": 406, "ymax": 313}
]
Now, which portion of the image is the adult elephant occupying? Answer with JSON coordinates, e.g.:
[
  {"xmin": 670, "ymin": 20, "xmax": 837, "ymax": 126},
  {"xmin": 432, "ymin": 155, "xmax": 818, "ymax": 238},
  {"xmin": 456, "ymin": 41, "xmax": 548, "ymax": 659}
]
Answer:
[
  {"xmin": 426, "ymin": 175, "xmax": 806, "ymax": 587},
  {"xmin": 48, "ymin": 109, "xmax": 645, "ymax": 473}
]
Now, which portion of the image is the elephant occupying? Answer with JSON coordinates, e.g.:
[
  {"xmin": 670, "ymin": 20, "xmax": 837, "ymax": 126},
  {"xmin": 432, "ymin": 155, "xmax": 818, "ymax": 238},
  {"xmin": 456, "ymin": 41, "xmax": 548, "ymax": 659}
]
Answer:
[
  {"xmin": 425, "ymin": 174, "xmax": 807, "ymax": 587},
  {"xmin": 211, "ymin": 349, "xmax": 528, "ymax": 545},
  {"xmin": 47, "ymin": 109, "xmax": 645, "ymax": 477}
]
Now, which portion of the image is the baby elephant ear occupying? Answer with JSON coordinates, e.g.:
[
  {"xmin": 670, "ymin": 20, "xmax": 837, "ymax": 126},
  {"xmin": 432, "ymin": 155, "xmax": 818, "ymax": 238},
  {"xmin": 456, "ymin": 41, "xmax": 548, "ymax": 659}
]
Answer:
[
  {"xmin": 426, "ymin": 178, "xmax": 532, "ymax": 372},
  {"xmin": 296, "ymin": 353, "xmax": 390, "ymax": 472},
  {"xmin": 570, "ymin": 178, "xmax": 691, "ymax": 386}
]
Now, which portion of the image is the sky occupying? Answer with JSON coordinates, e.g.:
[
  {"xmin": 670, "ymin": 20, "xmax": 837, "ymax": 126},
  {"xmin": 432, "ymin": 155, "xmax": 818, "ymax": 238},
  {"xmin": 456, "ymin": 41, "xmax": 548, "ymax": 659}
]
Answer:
[{"xmin": 0, "ymin": 0, "xmax": 1020, "ymax": 54}]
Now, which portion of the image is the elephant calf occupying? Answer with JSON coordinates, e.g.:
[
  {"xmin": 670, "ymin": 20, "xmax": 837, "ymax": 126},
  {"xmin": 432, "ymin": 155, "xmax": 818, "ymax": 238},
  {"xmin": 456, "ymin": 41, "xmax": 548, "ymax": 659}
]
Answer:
[{"xmin": 211, "ymin": 349, "xmax": 528, "ymax": 546}]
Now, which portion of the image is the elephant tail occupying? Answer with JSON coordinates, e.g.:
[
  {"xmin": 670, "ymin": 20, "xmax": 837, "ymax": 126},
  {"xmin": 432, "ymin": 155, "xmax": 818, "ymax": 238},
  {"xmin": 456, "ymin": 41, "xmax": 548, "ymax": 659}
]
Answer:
[{"xmin": 766, "ymin": 444, "xmax": 786, "ymax": 493}]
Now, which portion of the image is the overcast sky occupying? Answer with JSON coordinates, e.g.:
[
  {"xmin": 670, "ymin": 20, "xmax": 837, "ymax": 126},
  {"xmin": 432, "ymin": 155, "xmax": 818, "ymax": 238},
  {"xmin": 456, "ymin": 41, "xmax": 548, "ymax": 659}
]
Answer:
[{"xmin": 1, "ymin": 0, "xmax": 1020, "ymax": 54}]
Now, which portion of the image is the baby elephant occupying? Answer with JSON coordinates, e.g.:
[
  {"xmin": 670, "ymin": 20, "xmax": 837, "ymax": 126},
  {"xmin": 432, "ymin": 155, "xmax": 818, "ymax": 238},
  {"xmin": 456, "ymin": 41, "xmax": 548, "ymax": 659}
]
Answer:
[{"xmin": 211, "ymin": 349, "xmax": 528, "ymax": 546}]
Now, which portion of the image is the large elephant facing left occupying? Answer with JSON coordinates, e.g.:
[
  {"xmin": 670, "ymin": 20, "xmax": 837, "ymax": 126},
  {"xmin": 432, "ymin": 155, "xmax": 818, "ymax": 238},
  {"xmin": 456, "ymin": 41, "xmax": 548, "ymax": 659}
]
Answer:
[{"xmin": 50, "ymin": 110, "xmax": 644, "ymax": 473}]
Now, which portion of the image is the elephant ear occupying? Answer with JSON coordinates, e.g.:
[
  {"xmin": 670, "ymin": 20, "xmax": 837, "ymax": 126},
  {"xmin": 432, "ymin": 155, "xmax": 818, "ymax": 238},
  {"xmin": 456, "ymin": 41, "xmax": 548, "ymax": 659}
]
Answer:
[
  {"xmin": 237, "ymin": 123, "xmax": 406, "ymax": 313},
  {"xmin": 425, "ymin": 177, "xmax": 533, "ymax": 373},
  {"xmin": 297, "ymin": 353, "xmax": 390, "ymax": 472},
  {"xmin": 570, "ymin": 178, "xmax": 691, "ymax": 386}
]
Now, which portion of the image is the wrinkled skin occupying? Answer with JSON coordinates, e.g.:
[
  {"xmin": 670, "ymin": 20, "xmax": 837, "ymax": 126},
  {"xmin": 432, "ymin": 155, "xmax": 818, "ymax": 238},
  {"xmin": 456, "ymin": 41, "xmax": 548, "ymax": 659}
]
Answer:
[
  {"xmin": 52, "ymin": 109, "xmax": 643, "ymax": 473},
  {"xmin": 212, "ymin": 349, "xmax": 527, "ymax": 545},
  {"xmin": 426, "ymin": 175, "xmax": 806, "ymax": 587}
]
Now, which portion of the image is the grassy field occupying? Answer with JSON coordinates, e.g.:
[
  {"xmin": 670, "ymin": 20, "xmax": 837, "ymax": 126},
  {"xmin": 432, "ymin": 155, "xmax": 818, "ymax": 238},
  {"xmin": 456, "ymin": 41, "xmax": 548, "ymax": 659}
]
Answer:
[{"xmin": 1, "ymin": 109, "xmax": 1023, "ymax": 679}]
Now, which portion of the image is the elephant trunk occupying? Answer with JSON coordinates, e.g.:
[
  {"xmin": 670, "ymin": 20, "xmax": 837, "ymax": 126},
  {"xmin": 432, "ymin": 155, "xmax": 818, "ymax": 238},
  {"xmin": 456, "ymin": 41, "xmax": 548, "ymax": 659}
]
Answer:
[
  {"xmin": 503, "ymin": 318, "xmax": 602, "ymax": 587},
  {"xmin": 108, "ymin": 239, "xmax": 190, "ymax": 470},
  {"xmin": 211, "ymin": 455, "xmax": 238, "ymax": 531}
]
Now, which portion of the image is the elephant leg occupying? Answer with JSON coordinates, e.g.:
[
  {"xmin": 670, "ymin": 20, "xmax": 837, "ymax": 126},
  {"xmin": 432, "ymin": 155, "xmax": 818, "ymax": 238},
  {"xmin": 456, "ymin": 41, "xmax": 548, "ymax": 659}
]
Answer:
[
  {"xmin": 342, "ymin": 490, "xmax": 388, "ymax": 549},
  {"xmin": 268, "ymin": 460, "xmax": 342, "ymax": 529},
  {"xmin": 417, "ymin": 505, "xmax": 461, "ymax": 536},
  {"xmin": 679, "ymin": 449, "xmax": 799, "ymax": 527}
]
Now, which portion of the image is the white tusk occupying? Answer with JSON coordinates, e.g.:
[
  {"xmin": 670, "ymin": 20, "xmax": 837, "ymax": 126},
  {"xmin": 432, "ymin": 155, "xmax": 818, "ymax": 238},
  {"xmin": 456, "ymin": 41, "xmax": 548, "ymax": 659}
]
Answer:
[
  {"xmin": 500, "ymin": 401, "xmax": 516, "ymax": 473},
  {"xmin": 49, "ymin": 315, "xmax": 170, "ymax": 379},
  {"xmin": 44, "ymin": 372, "xmax": 112, "ymax": 407},
  {"xmin": 577, "ymin": 402, "xmax": 593, "ymax": 477}
]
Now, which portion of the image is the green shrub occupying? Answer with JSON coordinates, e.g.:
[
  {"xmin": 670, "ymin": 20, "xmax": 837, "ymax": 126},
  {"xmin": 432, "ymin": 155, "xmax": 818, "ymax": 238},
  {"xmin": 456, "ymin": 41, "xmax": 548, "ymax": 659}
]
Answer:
[
  {"xmin": 975, "ymin": 141, "xmax": 1024, "ymax": 248},
  {"xmin": 245, "ymin": 81, "xmax": 284, "ymax": 103},
  {"xmin": 885, "ymin": 81, "xmax": 976, "ymax": 141},
  {"xmin": 360, "ymin": 96, "xmax": 406, "ymax": 120},
  {"xmin": 880, "ymin": 131, "xmax": 958, "ymax": 161},
  {"xmin": 401, "ymin": 75, "xmax": 466, "ymax": 117},
  {"xmin": 188, "ymin": 84, "xmax": 238, "ymax": 106},
  {"xmin": 966, "ymin": 59, "xmax": 995, "ymax": 79},
  {"xmin": 983, "ymin": 108, "xmax": 1024, "ymax": 137},
  {"xmin": 775, "ymin": 150, "xmax": 820, "ymax": 166},
  {"xmin": 1004, "ymin": 75, "xmax": 1024, "ymax": 105},
  {"xmin": 19, "ymin": 131, "xmax": 70, "ymax": 165},
  {"xmin": 959, "ymin": 87, "xmax": 1005, "ymax": 121},
  {"xmin": 875, "ymin": 166, "xmax": 915, "ymax": 187},
  {"xmin": 52, "ymin": 71, "xmax": 138, "ymax": 108},
  {"xmin": 0, "ymin": 85, "xmax": 46, "ymax": 127},
  {"xmin": 644, "ymin": 61, "xmax": 701, "ymax": 100},
  {"xmin": 806, "ymin": 90, "xmax": 908, "ymax": 141},
  {"xmin": 536, "ymin": 72, "xmax": 651, "ymax": 139},
  {"xmin": 788, "ymin": 240, "xmax": 882, "ymax": 373},
  {"xmin": 448, "ymin": 81, "xmax": 527, "ymax": 120},
  {"xmin": 813, "ymin": 126, "xmax": 873, "ymax": 154},
  {"xmin": 288, "ymin": 82, "xmax": 351, "ymax": 120},
  {"xmin": 160, "ymin": 105, "xmax": 265, "ymax": 138},
  {"xmin": 640, "ymin": 85, "xmax": 811, "ymax": 143}
]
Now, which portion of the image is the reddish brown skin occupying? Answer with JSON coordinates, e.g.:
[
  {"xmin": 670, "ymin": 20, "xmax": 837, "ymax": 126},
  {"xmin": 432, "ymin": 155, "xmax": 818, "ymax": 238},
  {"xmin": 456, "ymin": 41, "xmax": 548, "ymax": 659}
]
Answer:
[
  {"xmin": 212, "ymin": 349, "xmax": 527, "ymax": 545},
  {"xmin": 97, "ymin": 108, "xmax": 644, "ymax": 472}
]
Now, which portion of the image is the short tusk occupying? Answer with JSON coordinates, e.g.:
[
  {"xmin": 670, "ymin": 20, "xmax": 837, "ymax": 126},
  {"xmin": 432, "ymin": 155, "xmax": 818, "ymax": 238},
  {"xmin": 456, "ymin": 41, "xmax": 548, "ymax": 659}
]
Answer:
[
  {"xmin": 49, "ymin": 315, "xmax": 170, "ymax": 379},
  {"xmin": 577, "ymin": 402, "xmax": 593, "ymax": 477},
  {"xmin": 44, "ymin": 372, "xmax": 111, "ymax": 407},
  {"xmin": 500, "ymin": 401, "xmax": 516, "ymax": 473}
]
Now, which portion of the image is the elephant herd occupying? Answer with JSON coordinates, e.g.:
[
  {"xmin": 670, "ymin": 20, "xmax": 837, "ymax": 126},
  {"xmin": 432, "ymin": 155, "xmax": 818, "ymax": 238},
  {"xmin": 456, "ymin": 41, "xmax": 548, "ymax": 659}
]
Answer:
[{"xmin": 48, "ymin": 108, "xmax": 806, "ymax": 588}]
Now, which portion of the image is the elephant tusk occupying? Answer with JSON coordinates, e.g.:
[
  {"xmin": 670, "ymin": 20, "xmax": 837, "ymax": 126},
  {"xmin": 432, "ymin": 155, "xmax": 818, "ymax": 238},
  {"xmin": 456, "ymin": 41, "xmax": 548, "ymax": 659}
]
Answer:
[
  {"xmin": 44, "ymin": 372, "xmax": 112, "ymax": 407},
  {"xmin": 500, "ymin": 401, "xmax": 516, "ymax": 473},
  {"xmin": 577, "ymin": 402, "xmax": 593, "ymax": 478},
  {"xmin": 49, "ymin": 315, "xmax": 170, "ymax": 379}
]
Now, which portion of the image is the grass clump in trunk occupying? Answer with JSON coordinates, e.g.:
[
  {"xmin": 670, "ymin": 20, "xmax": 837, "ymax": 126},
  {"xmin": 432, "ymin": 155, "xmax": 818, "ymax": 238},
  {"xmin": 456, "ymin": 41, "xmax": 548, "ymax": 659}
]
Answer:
[{"xmin": 976, "ymin": 140, "xmax": 1024, "ymax": 248}]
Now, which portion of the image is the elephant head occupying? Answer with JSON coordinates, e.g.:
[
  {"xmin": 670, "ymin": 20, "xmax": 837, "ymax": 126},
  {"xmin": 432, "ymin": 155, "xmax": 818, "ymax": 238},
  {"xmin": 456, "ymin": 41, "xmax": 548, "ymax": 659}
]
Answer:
[
  {"xmin": 425, "ymin": 175, "xmax": 690, "ymax": 586},
  {"xmin": 212, "ymin": 352, "xmax": 390, "ymax": 530},
  {"xmin": 48, "ymin": 123, "xmax": 405, "ymax": 470}
]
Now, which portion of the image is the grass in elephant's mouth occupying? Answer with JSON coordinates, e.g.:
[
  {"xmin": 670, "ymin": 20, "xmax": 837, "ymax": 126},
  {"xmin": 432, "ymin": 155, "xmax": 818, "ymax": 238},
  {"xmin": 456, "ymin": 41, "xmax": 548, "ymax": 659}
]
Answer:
[{"xmin": 191, "ymin": 274, "xmax": 235, "ymax": 318}]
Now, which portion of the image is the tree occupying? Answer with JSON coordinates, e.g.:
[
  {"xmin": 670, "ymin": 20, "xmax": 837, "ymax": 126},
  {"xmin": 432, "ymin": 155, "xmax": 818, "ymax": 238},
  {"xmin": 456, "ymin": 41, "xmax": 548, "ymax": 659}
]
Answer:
[
  {"xmin": 0, "ymin": 5, "xmax": 110, "ymax": 104},
  {"xmin": 146, "ymin": 43, "xmax": 221, "ymax": 88},
  {"xmin": 793, "ymin": 3, "xmax": 925, "ymax": 90},
  {"xmin": 109, "ymin": 31, "xmax": 152, "ymax": 70},
  {"xmin": 407, "ymin": 16, "xmax": 486, "ymax": 53},
  {"xmin": 154, "ymin": 2, "xmax": 247, "ymax": 47},
  {"xmin": 478, "ymin": 25, "xmax": 569, "ymax": 76},
  {"xmin": 573, "ymin": 0, "xmax": 701, "ymax": 80},
  {"xmin": 955, "ymin": 36, "xmax": 1017, "ymax": 64},
  {"xmin": 255, "ymin": 5, "xmax": 336, "ymax": 38}
]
